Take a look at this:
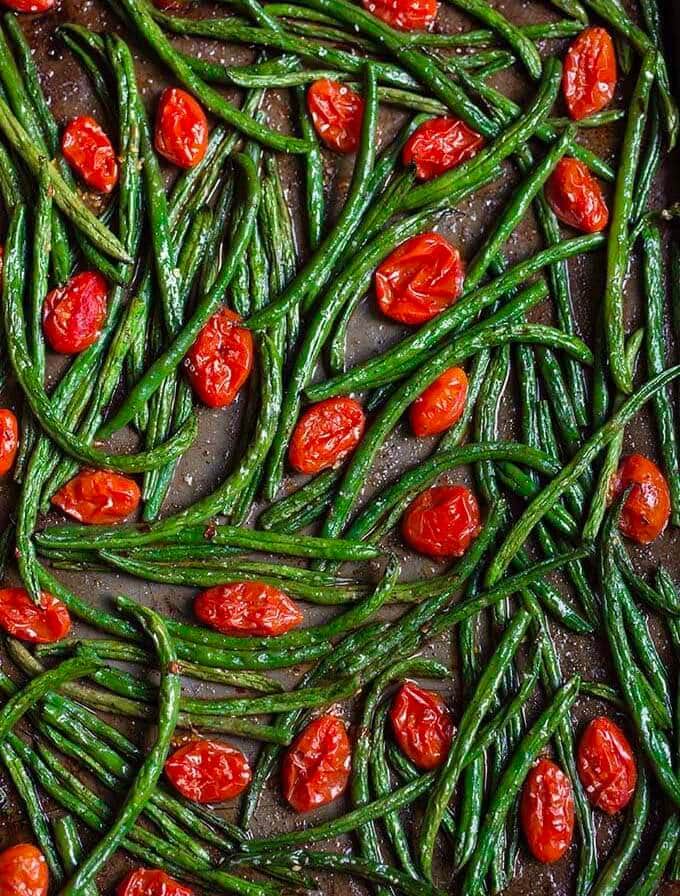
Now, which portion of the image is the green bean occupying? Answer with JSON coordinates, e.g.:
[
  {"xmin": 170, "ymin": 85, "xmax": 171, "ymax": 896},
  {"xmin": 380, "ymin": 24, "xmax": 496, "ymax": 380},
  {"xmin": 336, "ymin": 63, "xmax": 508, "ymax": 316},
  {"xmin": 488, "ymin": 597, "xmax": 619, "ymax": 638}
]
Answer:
[
  {"xmin": 53, "ymin": 815, "xmax": 96, "ymax": 896},
  {"xmin": 625, "ymin": 814, "xmax": 680, "ymax": 895}
]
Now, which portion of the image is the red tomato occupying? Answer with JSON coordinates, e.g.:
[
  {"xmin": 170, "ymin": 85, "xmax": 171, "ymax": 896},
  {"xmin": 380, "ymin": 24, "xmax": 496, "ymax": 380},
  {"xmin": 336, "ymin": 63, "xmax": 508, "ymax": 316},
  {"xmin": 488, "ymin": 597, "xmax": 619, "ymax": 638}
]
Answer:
[
  {"xmin": 155, "ymin": 88, "xmax": 209, "ymax": 169},
  {"xmin": 43, "ymin": 271, "xmax": 108, "ymax": 354},
  {"xmin": 0, "ymin": 844, "xmax": 48, "ymax": 896},
  {"xmin": 52, "ymin": 469, "xmax": 141, "ymax": 525},
  {"xmin": 410, "ymin": 366, "xmax": 468, "ymax": 437},
  {"xmin": 611, "ymin": 453, "xmax": 671, "ymax": 544},
  {"xmin": 116, "ymin": 868, "xmax": 194, "ymax": 896},
  {"xmin": 563, "ymin": 27, "xmax": 617, "ymax": 121},
  {"xmin": 289, "ymin": 397, "xmax": 365, "ymax": 474},
  {"xmin": 402, "ymin": 484, "xmax": 480, "ymax": 558},
  {"xmin": 362, "ymin": 0, "xmax": 438, "ymax": 30},
  {"xmin": 0, "ymin": 589, "xmax": 71, "ymax": 644},
  {"xmin": 184, "ymin": 309, "xmax": 253, "ymax": 408},
  {"xmin": 375, "ymin": 233, "xmax": 465, "ymax": 325},
  {"xmin": 307, "ymin": 80, "xmax": 364, "ymax": 153},
  {"xmin": 545, "ymin": 157, "xmax": 609, "ymax": 234},
  {"xmin": 521, "ymin": 758, "xmax": 575, "ymax": 863},
  {"xmin": 402, "ymin": 117, "xmax": 484, "ymax": 181},
  {"xmin": 281, "ymin": 715, "xmax": 351, "ymax": 812},
  {"xmin": 0, "ymin": 408, "xmax": 19, "ymax": 476},
  {"xmin": 165, "ymin": 739, "xmax": 251, "ymax": 803},
  {"xmin": 62, "ymin": 117, "xmax": 118, "ymax": 194},
  {"xmin": 577, "ymin": 717, "xmax": 637, "ymax": 815},
  {"xmin": 0, "ymin": 0, "xmax": 54, "ymax": 9},
  {"xmin": 389, "ymin": 681, "xmax": 453, "ymax": 769},
  {"xmin": 194, "ymin": 582, "xmax": 303, "ymax": 637}
]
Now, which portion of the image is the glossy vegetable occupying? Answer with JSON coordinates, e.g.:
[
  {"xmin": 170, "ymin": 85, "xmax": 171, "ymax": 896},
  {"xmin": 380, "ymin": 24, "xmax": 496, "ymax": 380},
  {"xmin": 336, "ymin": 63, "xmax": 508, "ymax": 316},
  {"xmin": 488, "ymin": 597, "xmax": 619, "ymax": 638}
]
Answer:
[
  {"xmin": 401, "ymin": 484, "xmax": 481, "ymax": 557},
  {"xmin": 402, "ymin": 116, "xmax": 484, "ymax": 180},
  {"xmin": 0, "ymin": 408, "xmax": 19, "ymax": 476},
  {"xmin": 389, "ymin": 681, "xmax": 453, "ymax": 769},
  {"xmin": 545, "ymin": 157, "xmax": 609, "ymax": 233},
  {"xmin": 62, "ymin": 116, "xmax": 119, "ymax": 193},
  {"xmin": 165, "ymin": 739, "xmax": 252, "ymax": 803},
  {"xmin": 611, "ymin": 453, "xmax": 671, "ymax": 544},
  {"xmin": 307, "ymin": 79, "xmax": 364, "ymax": 152},
  {"xmin": 282, "ymin": 714, "xmax": 351, "ymax": 811},
  {"xmin": 154, "ymin": 88, "xmax": 209, "ymax": 168},
  {"xmin": 52, "ymin": 469, "xmax": 141, "ymax": 524},
  {"xmin": 184, "ymin": 308, "xmax": 254, "ymax": 408},
  {"xmin": 43, "ymin": 271, "xmax": 108, "ymax": 355},
  {"xmin": 409, "ymin": 366, "xmax": 468, "ymax": 437},
  {"xmin": 577, "ymin": 716, "xmax": 637, "ymax": 814},
  {"xmin": 0, "ymin": 589, "xmax": 71, "ymax": 643},
  {"xmin": 563, "ymin": 27, "xmax": 617, "ymax": 120},
  {"xmin": 361, "ymin": 0, "xmax": 438, "ymax": 30},
  {"xmin": 0, "ymin": 844, "xmax": 48, "ymax": 896},
  {"xmin": 289, "ymin": 397, "xmax": 365, "ymax": 474},
  {"xmin": 194, "ymin": 583, "xmax": 303, "ymax": 636},
  {"xmin": 1, "ymin": 0, "xmax": 54, "ymax": 9},
  {"xmin": 116, "ymin": 868, "xmax": 194, "ymax": 896},
  {"xmin": 520, "ymin": 758, "xmax": 575, "ymax": 863}
]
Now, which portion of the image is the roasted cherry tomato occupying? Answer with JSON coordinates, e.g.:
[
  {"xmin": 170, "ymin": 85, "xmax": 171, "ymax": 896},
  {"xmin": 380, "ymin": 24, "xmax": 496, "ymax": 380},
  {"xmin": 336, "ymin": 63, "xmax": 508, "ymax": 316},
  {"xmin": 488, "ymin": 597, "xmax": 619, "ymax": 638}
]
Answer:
[
  {"xmin": 577, "ymin": 716, "xmax": 637, "ymax": 815},
  {"xmin": 165, "ymin": 739, "xmax": 251, "ymax": 803},
  {"xmin": 563, "ymin": 27, "xmax": 617, "ymax": 121},
  {"xmin": 545, "ymin": 157, "xmax": 609, "ymax": 234},
  {"xmin": 521, "ymin": 758, "xmax": 574, "ymax": 863},
  {"xmin": 281, "ymin": 714, "xmax": 351, "ymax": 812},
  {"xmin": 0, "ymin": 589, "xmax": 71, "ymax": 644},
  {"xmin": 402, "ymin": 117, "xmax": 484, "ymax": 181},
  {"xmin": 194, "ymin": 582, "xmax": 303, "ymax": 637},
  {"xmin": 402, "ymin": 484, "xmax": 480, "ymax": 558},
  {"xmin": 184, "ymin": 309, "xmax": 253, "ymax": 408},
  {"xmin": 611, "ymin": 453, "xmax": 671, "ymax": 544},
  {"xmin": 52, "ymin": 469, "xmax": 141, "ymax": 525},
  {"xmin": 389, "ymin": 681, "xmax": 453, "ymax": 769},
  {"xmin": 0, "ymin": 844, "xmax": 48, "ymax": 896},
  {"xmin": 289, "ymin": 397, "xmax": 365, "ymax": 474},
  {"xmin": 155, "ymin": 88, "xmax": 208, "ymax": 169},
  {"xmin": 116, "ymin": 868, "xmax": 194, "ymax": 896},
  {"xmin": 62, "ymin": 116, "xmax": 118, "ymax": 194},
  {"xmin": 0, "ymin": 408, "xmax": 19, "ymax": 476},
  {"xmin": 375, "ymin": 232, "xmax": 465, "ymax": 325},
  {"xmin": 0, "ymin": 0, "xmax": 54, "ymax": 10},
  {"xmin": 361, "ymin": 0, "xmax": 437, "ymax": 30},
  {"xmin": 307, "ymin": 79, "xmax": 364, "ymax": 153},
  {"xmin": 410, "ymin": 366, "xmax": 468, "ymax": 437},
  {"xmin": 43, "ymin": 271, "xmax": 108, "ymax": 354}
]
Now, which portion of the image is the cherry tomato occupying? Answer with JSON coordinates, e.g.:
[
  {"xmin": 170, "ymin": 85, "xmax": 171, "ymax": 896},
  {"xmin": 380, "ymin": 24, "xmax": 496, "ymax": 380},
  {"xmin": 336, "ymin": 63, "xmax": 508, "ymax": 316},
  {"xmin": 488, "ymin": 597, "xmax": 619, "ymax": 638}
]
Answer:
[
  {"xmin": 410, "ymin": 366, "xmax": 468, "ymax": 437},
  {"xmin": 194, "ymin": 582, "xmax": 303, "ymax": 637},
  {"xmin": 375, "ymin": 232, "xmax": 465, "ymax": 325},
  {"xmin": 155, "ymin": 88, "xmax": 209, "ymax": 169},
  {"xmin": 402, "ymin": 484, "xmax": 480, "ymax": 558},
  {"xmin": 307, "ymin": 79, "xmax": 364, "ymax": 153},
  {"xmin": 389, "ymin": 681, "xmax": 453, "ymax": 769},
  {"xmin": 289, "ymin": 397, "xmax": 365, "ymax": 474},
  {"xmin": 62, "ymin": 116, "xmax": 118, "ymax": 194},
  {"xmin": 184, "ymin": 309, "xmax": 253, "ymax": 408},
  {"xmin": 43, "ymin": 271, "xmax": 108, "ymax": 354},
  {"xmin": 402, "ymin": 117, "xmax": 484, "ymax": 181},
  {"xmin": 0, "ymin": 408, "xmax": 19, "ymax": 476},
  {"xmin": 611, "ymin": 453, "xmax": 671, "ymax": 544},
  {"xmin": 563, "ymin": 27, "xmax": 617, "ymax": 121},
  {"xmin": 165, "ymin": 739, "xmax": 251, "ymax": 803},
  {"xmin": 116, "ymin": 868, "xmax": 194, "ymax": 896},
  {"xmin": 52, "ymin": 469, "xmax": 141, "ymax": 525},
  {"xmin": 521, "ymin": 758, "xmax": 574, "ymax": 864},
  {"xmin": 361, "ymin": 0, "xmax": 437, "ymax": 30},
  {"xmin": 545, "ymin": 157, "xmax": 609, "ymax": 234},
  {"xmin": 577, "ymin": 716, "xmax": 637, "ymax": 815},
  {"xmin": 281, "ymin": 714, "xmax": 351, "ymax": 812},
  {"xmin": 0, "ymin": 0, "xmax": 54, "ymax": 9},
  {"xmin": 0, "ymin": 589, "xmax": 71, "ymax": 644},
  {"xmin": 0, "ymin": 844, "xmax": 48, "ymax": 896}
]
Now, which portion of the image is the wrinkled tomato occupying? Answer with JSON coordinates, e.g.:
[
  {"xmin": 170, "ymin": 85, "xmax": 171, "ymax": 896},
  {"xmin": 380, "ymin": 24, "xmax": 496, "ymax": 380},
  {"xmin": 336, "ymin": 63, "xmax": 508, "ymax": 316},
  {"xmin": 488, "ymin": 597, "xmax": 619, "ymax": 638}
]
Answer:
[
  {"xmin": 402, "ymin": 117, "xmax": 484, "ymax": 181},
  {"xmin": 289, "ymin": 397, "xmax": 365, "ymax": 474},
  {"xmin": 611, "ymin": 453, "xmax": 670, "ymax": 544},
  {"xmin": 43, "ymin": 271, "xmax": 108, "ymax": 354},
  {"xmin": 389, "ymin": 681, "xmax": 453, "ymax": 769},
  {"xmin": 0, "ymin": 408, "xmax": 19, "ymax": 476},
  {"xmin": 281, "ymin": 714, "xmax": 351, "ymax": 812},
  {"xmin": 0, "ymin": 589, "xmax": 71, "ymax": 644},
  {"xmin": 563, "ymin": 27, "xmax": 617, "ymax": 121},
  {"xmin": 0, "ymin": 844, "xmax": 48, "ymax": 896},
  {"xmin": 402, "ymin": 484, "xmax": 480, "ymax": 558},
  {"xmin": 577, "ymin": 716, "xmax": 637, "ymax": 815},
  {"xmin": 410, "ymin": 366, "xmax": 468, "ymax": 437},
  {"xmin": 165, "ymin": 739, "xmax": 251, "ymax": 803},
  {"xmin": 52, "ymin": 469, "xmax": 141, "ymax": 525},
  {"xmin": 62, "ymin": 116, "xmax": 119, "ymax": 194},
  {"xmin": 361, "ymin": 0, "xmax": 438, "ymax": 31},
  {"xmin": 184, "ymin": 309, "xmax": 253, "ymax": 408},
  {"xmin": 155, "ymin": 88, "xmax": 209, "ymax": 169},
  {"xmin": 307, "ymin": 79, "xmax": 364, "ymax": 153},
  {"xmin": 545, "ymin": 157, "xmax": 609, "ymax": 234},
  {"xmin": 375, "ymin": 232, "xmax": 465, "ymax": 325},
  {"xmin": 521, "ymin": 758, "xmax": 574, "ymax": 864},
  {"xmin": 194, "ymin": 582, "xmax": 303, "ymax": 637},
  {"xmin": 0, "ymin": 0, "xmax": 54, "ymax": 9},
  {"xmin": 116, "ymin": 868, "xmax": 194, "ymax": 896}
]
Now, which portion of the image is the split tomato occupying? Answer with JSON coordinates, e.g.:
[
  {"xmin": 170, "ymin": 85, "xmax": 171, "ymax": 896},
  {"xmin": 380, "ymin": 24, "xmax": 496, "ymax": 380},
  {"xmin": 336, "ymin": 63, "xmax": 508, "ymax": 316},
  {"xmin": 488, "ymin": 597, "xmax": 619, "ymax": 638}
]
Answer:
[
  {"xmin": 165, "ymin": 739, "xmax": 251, "ymax": 803},
  {"xmin": 410, "ymin": 366, "xmax": 468, "ymax": 437},
  {"xmin": 611, "ymin": 453, "xmax": 670, "ymax": 544},
  {"xmin": 362, "ymin": 0, "xmax": 438, "ymax": 31},
  {"xmin": 402, "ymin": 484, "xmax": 480, "ymax": 558},
  {"xmin": 0, "ymin": 589, "xmax": 71, "ymax": 643},
  {"xmin": 281, "ymin": 715, "xmax": 351, "ymax": 812},
  {"xmin": 307, "ymin": 80, "xmax": 364, "ymax": 153},
  {"xmin": 389, "ymin": 681, "xmax": 453, "ymax": 769},
  {"xmin": 402, "ymin": 117, "xmax": 484, "ymax": 181},
  {"xmin": 577, "ymin": 716, "xmax": 636, "ymax": 815},
  {"xmin": 117, "ymin": 868, "xmax": 194, "ymax": 896},
  {"xmin": 194, "ymin": 582, "xmax": 303, "ymax": 637},
  {"xmin": 52, "ymin": 469, "xmax": 141, "ymax": 525},
  {"xmin": 184, "ymin": 309, "xmax": 253, "ymax": 408},
  {"xmin": 563, "ymin": 27, "xmax": 617, "ymax": 121},
  {"xmin": 0, "ymin": 844, "xmax": 48, "ymax": 896},
  {"xmin": 62, "ymin": 116, "xmax": 118, "ymax": 194},
  {"xmin": 545, "ymin": 157, "xmax": 609, "ymax": 233},
  {"xmin": 521, "ymin": 758, "xmax": 575, "ymax": 863},
  {"xmin": 155, "ymin": 88, "xmax": 208, "ymax": 169},
  {"xmin": 0, "ymin": 408, "xmax": 19, "ymax": 476},
  {"xmin": 289, "ymin": 397, "xmax": 365, "ymax": 474},
  {"xmin": 43, "ymin": 271, "xmax": 108, "ymax": 354}
]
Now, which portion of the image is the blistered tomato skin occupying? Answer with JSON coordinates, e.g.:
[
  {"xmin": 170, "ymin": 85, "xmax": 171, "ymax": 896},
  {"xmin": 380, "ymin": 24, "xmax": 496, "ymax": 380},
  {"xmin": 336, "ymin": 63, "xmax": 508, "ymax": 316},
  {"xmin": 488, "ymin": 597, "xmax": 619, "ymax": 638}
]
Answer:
[
  {"xmin": 545, "ymin": 157, "xmax": 609, "ymax": 234},
  {"xmin": 289, "ymin": 397, "xmax": 365, "ymax": 474},
  {"xmin": 361, "ymin": 0, "xmax": 438, "ymax": 30},
  {"xmin": 62, "ymin": 116, "xmax": 119, "ymax": 194},
  {"xmin": 410, "ymin": 366, "xmax": 468, "ymax": 437},
  {"xmin": 52, "ymin": 469, "xmax": 141, "ymax": 525},
  {"xmin": 375, "ymin": 233, "xmax": 465, "ymax": 325},
  {"xmin": 577, "ymin": 717, "xmax": 637, "ymax": 815},
  {"xmin": 521, "ymin": 758, "xmax": 575, "ymax": 864},
  {"xmin": 402, "ymin": 484, "xmax": 481, "ymax": 558},
  {"xmin": 0, "ymin": 844, "xmax": 48, "ymax": 896},
  {"xmin": 611, "ymin": 453, "xmax": 671, "ymax": 544},
  {"xmin": 117, "ymin": 868, "xmax": 194, "ymax": 896},
  {"xmin": 389, "ymin": 681, "xmax": 453, "ymax": 770},
  {"xmin": 165, "ymin": 739, "xmax": 251, "ymax": 803},
  {"xmin": 43, "ymin": 271, "xmax": 108, "ymax": 354},
  {"xmin": 403, "ymin": 117, "xmax": 484, "ymax": 181},
  {"xmin": 155, "ymin": 88, "xmax": 209, "ymax": 169},
  {"xmin": 307, "ymin": 80, "xmax": 364, "ymax": 153},
  {"xmin": 282, "ymin": 715, "xmax": 351, "ymax": 812},
  {"xmin": 0, "ymin": 589, "xmax": 71, "ymax": 644},
  {"xmin": 563, "ymin": 27, "xmax": 617, "ymax": 121},
  {"xmin": 0, "ymin": 408, "xmax": 19, "ymax": 476},
  {"xmin": 184, "ymin": 309, "xmax": 253, "ymax": 408},
  {"xmin": 194, "ymin": 582, "xmax": 303, "ymax": 637}
]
